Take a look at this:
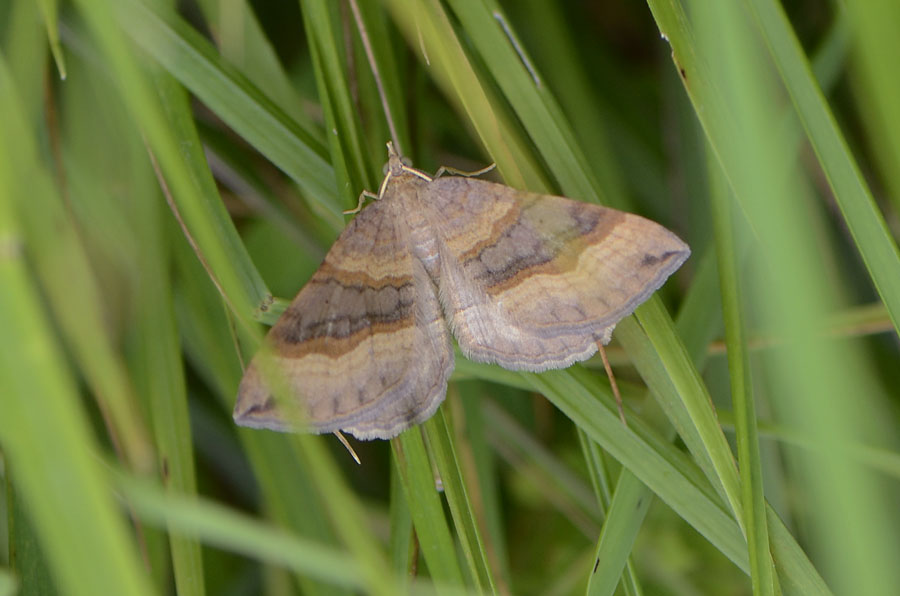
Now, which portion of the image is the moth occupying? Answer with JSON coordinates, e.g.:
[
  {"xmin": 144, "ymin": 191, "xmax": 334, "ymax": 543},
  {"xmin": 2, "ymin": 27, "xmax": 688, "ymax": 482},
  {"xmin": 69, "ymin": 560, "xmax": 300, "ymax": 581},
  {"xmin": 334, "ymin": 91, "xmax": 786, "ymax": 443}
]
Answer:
[{"xmin": 235, "ymin": 143, "xmax": 689, "ymax": 440}]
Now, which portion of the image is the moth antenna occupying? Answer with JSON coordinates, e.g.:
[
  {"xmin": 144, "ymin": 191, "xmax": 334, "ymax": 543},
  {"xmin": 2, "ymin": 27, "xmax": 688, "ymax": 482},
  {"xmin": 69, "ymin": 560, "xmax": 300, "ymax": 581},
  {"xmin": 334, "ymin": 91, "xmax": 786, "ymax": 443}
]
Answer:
[
  {"xmin": 348, "ymin": 0, "xmax": 401, "ymax": 154},
  {"xmin": 597, "ymin": 343, "xmax": 628, "ymax": 426},
  {"xmin": 334, "ymin": 431, "xmax": 362, "ymax": 465},
  {"xmin": 493, "ymin": 11, "xmax": 541, "ymax": 87}
]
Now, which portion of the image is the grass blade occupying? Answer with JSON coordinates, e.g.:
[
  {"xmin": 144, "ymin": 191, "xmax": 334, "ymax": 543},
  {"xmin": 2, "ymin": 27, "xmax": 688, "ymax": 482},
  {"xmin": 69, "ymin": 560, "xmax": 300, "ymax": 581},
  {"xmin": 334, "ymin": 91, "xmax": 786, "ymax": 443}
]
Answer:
[
  {"xmin": 711, "ymin": 163, "xmax": 775, "ymax": 595},
  {"xmin": 393, "ymin": 430, "xmax": 467, "ymax": 590},
  {"xmin": 0, "ymin": 58, "xmax": 154, "ymax": 596},
  {"xmin": 745, "ymin": 0, "xmax": 900, "ymax": 338},
  {"xmin": 424, "ymin": 410, "xmax": 497, "ymax": 592}
]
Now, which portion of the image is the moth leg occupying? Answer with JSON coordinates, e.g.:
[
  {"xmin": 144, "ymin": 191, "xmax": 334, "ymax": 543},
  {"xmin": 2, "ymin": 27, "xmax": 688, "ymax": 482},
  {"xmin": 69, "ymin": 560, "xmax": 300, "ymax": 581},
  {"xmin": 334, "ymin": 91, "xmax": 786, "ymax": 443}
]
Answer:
[
  {"xmin": 344, "ymin": 190, "xmax": 378, "ymax": 215},
  {"xmin": 433, "ymin": 162, "xmax": 496, "ymax": 179},
  {"xmin": 333, "ymin": 430, "xmax": 361, "ymax": 464},
  {"xmin": 597, "ymin": 343, "xmax": 627, "ymax": 426}
]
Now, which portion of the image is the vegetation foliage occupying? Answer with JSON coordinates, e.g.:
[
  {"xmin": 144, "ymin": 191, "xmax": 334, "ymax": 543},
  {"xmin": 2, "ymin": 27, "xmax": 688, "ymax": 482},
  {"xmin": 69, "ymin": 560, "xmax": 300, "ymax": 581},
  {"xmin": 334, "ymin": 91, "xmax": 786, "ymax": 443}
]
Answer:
[{"xmin": 1, "ymin": 0, "xmax": 899, "ymax": 595}]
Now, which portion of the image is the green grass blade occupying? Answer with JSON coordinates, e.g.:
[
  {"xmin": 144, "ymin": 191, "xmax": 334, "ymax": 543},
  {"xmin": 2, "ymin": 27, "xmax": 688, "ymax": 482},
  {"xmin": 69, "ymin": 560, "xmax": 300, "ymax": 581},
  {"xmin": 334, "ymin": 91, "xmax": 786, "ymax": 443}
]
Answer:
[
  {"xmin": 6, "ymin": 486, "xmax": 55, "ymax": 596},
  {"xmin": 453, "ymin": 391, "xmax": 512, "ymax": 591},
  {"xmin": 126, "ymin": 71, "xmax": 211, "ymax": 596},
  {"xmin": 523, "ymin": 367, "xmax": 748, "ymax": 570},
  {"xmin": 654, "ymin": 0, "xmax": 900, "ymax": 593},
  {"xmin": 444, "ymin": 0, "xmax": 604, "ymax": 202},
  {"xmin": 36, "ymin": 0, "xmax": 67, "ymax": 78},
  {"xmin": 3, "ymin": 1, "xmax": 50, "ymax": 120},
  {"xmin": 8, "ymin": 62, "xmax": 156, "ymax": 475},
  {"xmin": 112, "ymin": 0, "xmax": 341, "ymax": 227},
  {"xmin": 424, "ymin": 410, "xmax": 497, "ymax": 592},
  {"xmin": 388, "ymin": 459, "xmax": 415, "ymax": 581},
  {"xmin": 192, "ymin": 0, "xmax": 324, "ymax": 138},
  {"xmin": 622, "ymin": 301, "xmax": 744, "ymax": 523},
  {"xmin": 172, "ymin": 235, "xmax": 354, "ymax": 595},
  {"xmin": 746, "ymin": 0, "xmax": 900, "ymax": 338},
  {"xmin": 287, "ymin": 434, "xmax": 398, "ymax": 595},
  {"xmin": 585, "ymin": 469, "xmax": 652, "ymax": 596},
  {"xmin": 393, "ymin": 430, "xmax": 467, "ymax": 589},
  {"xmin": 718, "ymin": 411, "xmax": 900, "ymax": 482},
  {"xmin": 69, "ymin": 0, "xmax": 272, "ymax": 328},
  {"xmin": 711, "ymin": 165, "xmax": 775, "ymax": 596},
  {"xmin": 300, "ymin": 0, "xmax": 374, "ymax": 208},
  {"xmin": 383, "ymin": 0, "xmax": 550, "ymax": 191},
  {"xmin": 846, "ymin": 1, "xmax": 900, "ymax": 212}
]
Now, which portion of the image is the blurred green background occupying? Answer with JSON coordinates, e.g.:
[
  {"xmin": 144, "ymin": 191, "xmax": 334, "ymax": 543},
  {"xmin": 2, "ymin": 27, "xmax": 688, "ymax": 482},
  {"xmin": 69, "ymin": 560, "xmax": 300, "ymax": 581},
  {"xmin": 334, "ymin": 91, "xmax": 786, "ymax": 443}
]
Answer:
[{"xmin": 1, "ymin": 0, "xmax": 899, "ymax": 595}]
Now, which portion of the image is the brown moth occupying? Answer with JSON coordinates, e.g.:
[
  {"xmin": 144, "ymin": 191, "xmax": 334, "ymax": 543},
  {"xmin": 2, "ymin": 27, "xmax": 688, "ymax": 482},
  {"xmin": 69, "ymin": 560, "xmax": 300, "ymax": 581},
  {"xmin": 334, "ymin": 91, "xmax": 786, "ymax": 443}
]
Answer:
[{"xmin": 234, "ymin": 143, "xmax": 689, "ymax": 440}]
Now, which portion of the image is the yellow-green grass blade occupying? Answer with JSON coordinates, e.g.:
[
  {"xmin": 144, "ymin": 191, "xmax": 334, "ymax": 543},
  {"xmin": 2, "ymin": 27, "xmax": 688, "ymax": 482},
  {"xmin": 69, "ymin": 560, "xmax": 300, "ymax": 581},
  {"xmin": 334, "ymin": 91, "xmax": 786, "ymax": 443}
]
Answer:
[
  {"xmin": 846, "ymin": 1, "xmax": 900, "ymax": 213},
  {"xmin": 443, "ymin": 0, "xmax": 605, "ymax": 203},
  {"xmin": 6, "ymin": 24, "xmax": 205, "ymax": 592},
  {"xmin": 10, "ymin": 50, "xmax": 155, "ymax": 475},
  {"xmin": 655, "ymin": 0, "xmax": 900, "ymax": 593},
  {"xmin": 172, "ymin": 233, "xmax": 356, "ymax": 595},
  {"xmin": 285, "ymin": 433, "xmax": 398, "ymax": 595},
  {"xmin": 192, "ymin": 0, "xmax": 324, "ymax": 138},
  {"xmin": 67, "ymin": 0, "xmax": 271, "ymax": 330},
  {"xmin": 128, "ymin": 69, "xmax": 213, "ymax": 596},
  {"xmin": 382, "ymin": 0, "xmax": 550, "ymax": 192},
  {"xmin": 720, "ymin": 411, "xmax": 900, "ymax": 483},
  {"xmin": 0, "ymin": 59, "xmax": 154, "ymax": 596},
  {"xmin": 3, "ymin": 0, "xmax": 50, "ymax": 124},
  {"xmin": 114, "ymin": 471, "xmax": 366, "ymax": 590},
  {"xmin": 727, "ymin": 2, "xmax": 898, "ymax": 593},
  {"xmin": 0, "ymin": 570, "xmax": 16, "ymax": 596}
]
